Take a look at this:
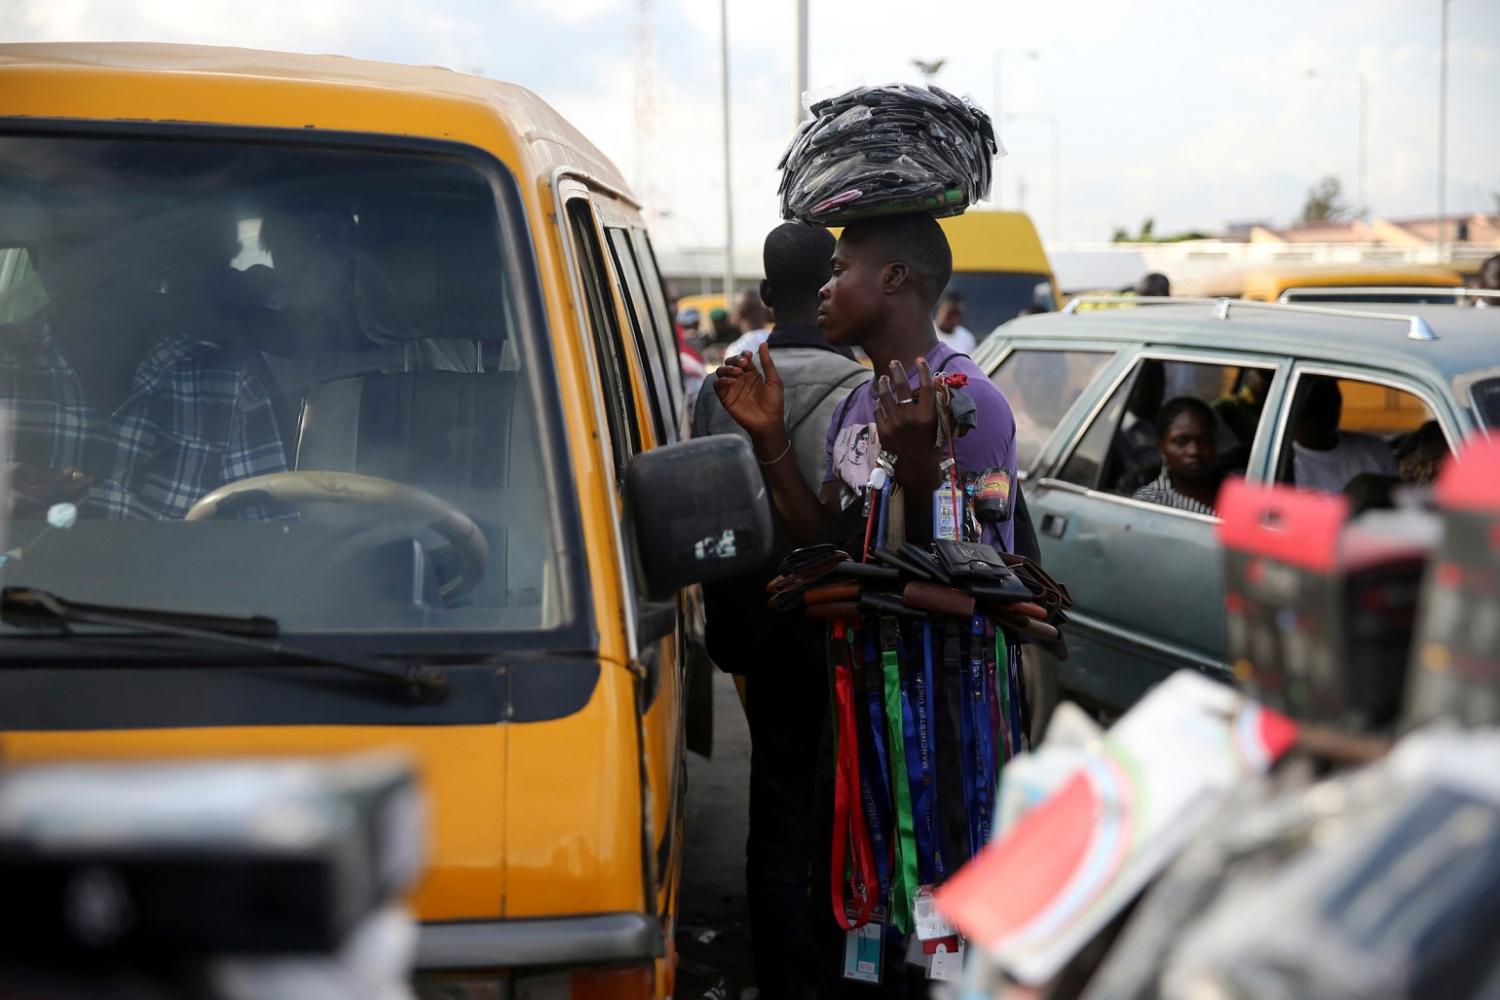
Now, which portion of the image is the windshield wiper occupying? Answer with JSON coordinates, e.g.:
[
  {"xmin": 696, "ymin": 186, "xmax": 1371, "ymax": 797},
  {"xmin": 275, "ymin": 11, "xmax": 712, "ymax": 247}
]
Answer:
[{"xmin": 0, "ymin": 587, "xmax": 448, "ymax": 703}]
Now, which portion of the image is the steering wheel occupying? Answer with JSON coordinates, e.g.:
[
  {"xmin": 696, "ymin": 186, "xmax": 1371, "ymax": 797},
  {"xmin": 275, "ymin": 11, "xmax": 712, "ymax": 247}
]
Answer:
[{"xmin": 185, "ymin": 471, "xmax": 489, "ymax": 599}]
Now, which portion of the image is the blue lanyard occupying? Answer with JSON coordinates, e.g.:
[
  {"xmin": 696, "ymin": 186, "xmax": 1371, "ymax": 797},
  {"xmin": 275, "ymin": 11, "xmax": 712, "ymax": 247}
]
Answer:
[
  {"xmin": 899, "ymin": 625, "xmax": 939, "ymax": 885},
  {"xmin": 858, "ymin": 624, "xmax": 894, "ymax": 899},
  {"xmin": 874, "ymin": 479, "xmax": 892, "ymax": 551},
  {"xmin": 968, "ymin": 614, "xmax": 996, "ymax": 850},
  {"xmin": 921, "ymin": 619, "xmax": 947, "ymax": 881}
]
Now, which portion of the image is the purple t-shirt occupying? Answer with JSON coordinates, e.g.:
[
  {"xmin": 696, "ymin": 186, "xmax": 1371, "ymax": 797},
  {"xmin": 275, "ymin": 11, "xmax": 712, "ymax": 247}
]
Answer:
[{"xmin": 823, "ymin": 341, "xmax": 1018, "ymax": 553}]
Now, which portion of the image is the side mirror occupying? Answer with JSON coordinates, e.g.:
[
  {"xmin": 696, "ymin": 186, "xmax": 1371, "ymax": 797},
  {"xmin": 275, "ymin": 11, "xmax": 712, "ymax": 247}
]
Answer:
[{"xmin": 624, "ymin": 435, "xmax": 773, "ymax": 600}]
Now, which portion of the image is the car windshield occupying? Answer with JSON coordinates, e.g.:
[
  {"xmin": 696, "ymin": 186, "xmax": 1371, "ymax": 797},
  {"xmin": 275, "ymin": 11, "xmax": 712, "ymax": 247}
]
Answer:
[
  {"xmin": 943, "ymin": 271, "xmax": 1053, "ymax": 343},
  {"xmin": 0, "ymin": 132, "xmax": 566, "ymax": 639}
]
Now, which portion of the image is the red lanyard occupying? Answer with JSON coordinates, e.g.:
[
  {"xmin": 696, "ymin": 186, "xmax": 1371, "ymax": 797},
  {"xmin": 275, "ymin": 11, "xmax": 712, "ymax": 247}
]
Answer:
[{"xmin": 830, "ymin": 620, "xmax": 879, "ymax": 930}]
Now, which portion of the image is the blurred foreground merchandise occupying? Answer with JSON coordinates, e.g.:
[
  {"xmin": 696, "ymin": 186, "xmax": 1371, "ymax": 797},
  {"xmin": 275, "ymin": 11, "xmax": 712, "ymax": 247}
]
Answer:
[
  {"xmin": 1092, "ymin": 728, "xmax": 1500, "ymax": 999},
  {"xmin": 0, "ymin": 754, "xmax": 423, "ymax": 1000},
  {"xmin": 932, "ymin": 441, "xmax": 1500, "ymax": 998}
]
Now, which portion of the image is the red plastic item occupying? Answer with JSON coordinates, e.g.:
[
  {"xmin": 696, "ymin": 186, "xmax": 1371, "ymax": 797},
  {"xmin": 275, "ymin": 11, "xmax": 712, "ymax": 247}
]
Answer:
[
  {"xmin": 1436, "ymin": 437, "xmax": 1500, "ymax": 513},
  {"xmin": 1216, "ymin": 477, "xmax": 1348, "ymax": 573}
]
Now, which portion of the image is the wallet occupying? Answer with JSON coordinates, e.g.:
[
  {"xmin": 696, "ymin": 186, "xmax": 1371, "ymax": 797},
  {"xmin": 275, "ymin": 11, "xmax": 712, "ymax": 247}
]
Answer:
[{"xmin": 932, "ymin": 539, "xmax": 1009, "ymax": 580}]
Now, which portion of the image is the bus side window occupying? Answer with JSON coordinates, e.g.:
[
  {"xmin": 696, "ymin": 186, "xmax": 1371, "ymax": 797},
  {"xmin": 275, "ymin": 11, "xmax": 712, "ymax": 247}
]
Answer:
[
  {"xmin": 605, "ymin": 227, "xmax": 675, "ymax": 445},
  {"xmin": 566, "ymin": 200, "xmax": 641, "ymax": 479}
]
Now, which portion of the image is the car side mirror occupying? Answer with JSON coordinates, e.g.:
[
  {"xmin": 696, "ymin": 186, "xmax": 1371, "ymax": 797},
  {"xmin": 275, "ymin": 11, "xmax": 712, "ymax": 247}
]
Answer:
[{"xmin": 624, "ymin": 435, "xmax": 773, "ymax": 600}]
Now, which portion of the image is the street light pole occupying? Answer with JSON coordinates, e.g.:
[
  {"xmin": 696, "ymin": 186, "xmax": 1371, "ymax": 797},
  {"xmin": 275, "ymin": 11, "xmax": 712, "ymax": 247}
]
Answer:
[
  {"xmin": 1438, "ymin": 0, "xmax": 1450, "ymax": 259},
  {"xmin": 791, "ymin": 0, "xmax": 809, "ymax": 131},
  {"xmin": 1305, "ymin": 68, "xmax": 1368, "ymax": 217},
  {"xmin": 992, "ymin": 49, "xmax": 1038, "ymax": 209},
  {"xmin": 720, "ymin": 0, "xmax": 734, "ymax": 297}
]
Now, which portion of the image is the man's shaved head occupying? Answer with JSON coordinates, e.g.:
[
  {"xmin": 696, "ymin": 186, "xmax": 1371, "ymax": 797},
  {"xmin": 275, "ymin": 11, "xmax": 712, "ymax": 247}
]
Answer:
[{"xmin": 839, "ymin": 214, "xmax": 953, "ymax": 308}]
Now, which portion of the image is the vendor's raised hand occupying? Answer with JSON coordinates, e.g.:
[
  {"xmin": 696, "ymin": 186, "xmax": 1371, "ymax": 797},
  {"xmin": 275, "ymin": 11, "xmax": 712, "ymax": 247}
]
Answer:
[
  {"xmin": 874, "ymin": 357, "xmax": 941, "ymax": 489},
  {"xmin": 713, "ymin": 343, "xmax": 787, "ymax": 448}
]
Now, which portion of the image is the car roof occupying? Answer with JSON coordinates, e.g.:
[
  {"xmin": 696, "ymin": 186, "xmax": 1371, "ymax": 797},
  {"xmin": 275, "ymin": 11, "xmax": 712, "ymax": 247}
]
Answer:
[
  {"xmin": 988, "ymin": 300, "xmax": 1500, "ymax": 385},
  {"xmin": 0, "ymin": 42, "xmax": 632, "ymax": 197}
]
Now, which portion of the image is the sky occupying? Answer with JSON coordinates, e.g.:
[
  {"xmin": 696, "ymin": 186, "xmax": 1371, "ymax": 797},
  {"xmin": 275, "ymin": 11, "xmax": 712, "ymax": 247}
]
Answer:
[{"xmin": 5, "ymin": 0, "xmax": 1498, "ymax": 251}]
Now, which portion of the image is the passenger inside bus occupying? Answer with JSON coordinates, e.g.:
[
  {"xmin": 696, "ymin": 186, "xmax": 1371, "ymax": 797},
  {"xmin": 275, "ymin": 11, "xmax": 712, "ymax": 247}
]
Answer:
[{"xmin": 0, "ymin": 179, "xmax": 289, "ymax": 520}]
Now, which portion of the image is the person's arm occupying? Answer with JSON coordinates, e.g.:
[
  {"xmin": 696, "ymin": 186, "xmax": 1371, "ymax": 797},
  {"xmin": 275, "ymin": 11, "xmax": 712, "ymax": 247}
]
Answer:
[{"xmin": 713, "ymin": 345, "xmax": 835, "ymax": 544}]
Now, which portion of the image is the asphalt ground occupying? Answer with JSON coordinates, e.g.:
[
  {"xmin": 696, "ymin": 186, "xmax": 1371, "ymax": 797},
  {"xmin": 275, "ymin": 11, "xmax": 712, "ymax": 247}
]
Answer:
[{"xmin": 675, "ymin": 670, "xmax": 758, "ymax": 1000}]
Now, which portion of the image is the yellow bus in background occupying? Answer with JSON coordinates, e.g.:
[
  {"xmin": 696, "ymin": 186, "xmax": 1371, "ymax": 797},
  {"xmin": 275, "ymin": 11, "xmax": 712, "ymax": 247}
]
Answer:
[
  {"xmin": 1179, "ymin": 263, "xmax": 1464, "ymax": 301},
  {"xmin": 937, "ymin": 210, "xmax": 1060, "ymax": 340}
]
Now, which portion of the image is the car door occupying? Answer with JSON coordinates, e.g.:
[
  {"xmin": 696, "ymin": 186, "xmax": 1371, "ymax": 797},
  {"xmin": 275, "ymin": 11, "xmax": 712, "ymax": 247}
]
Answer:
[
  {"xmin": 595, "ymin": 210, "xmax": 691, "ymax": 930},
  {"xmin": 560, "ymin": 189, "xmax": 686, "ymax": 936},
  {"xmin": 1025, "ymin": 347, "xmax": 1291, "ymax": 716}
]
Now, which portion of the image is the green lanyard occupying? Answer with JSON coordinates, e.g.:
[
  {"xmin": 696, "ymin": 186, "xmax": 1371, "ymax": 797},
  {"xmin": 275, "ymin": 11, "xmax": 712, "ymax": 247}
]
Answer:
[{"xmin": 881, "ymin": 638, "xmax": 920, "ymax": 933}]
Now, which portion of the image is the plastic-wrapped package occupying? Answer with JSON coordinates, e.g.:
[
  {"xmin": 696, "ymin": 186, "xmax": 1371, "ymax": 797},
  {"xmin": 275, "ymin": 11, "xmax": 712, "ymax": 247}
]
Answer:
[
  {"xmin": 778, "ymin": 82, "xmax": 1001, "ymax": 225},
  {"xmin": 1155, "ymin": 727, "xmax": 1500, "ymax": 1000}
]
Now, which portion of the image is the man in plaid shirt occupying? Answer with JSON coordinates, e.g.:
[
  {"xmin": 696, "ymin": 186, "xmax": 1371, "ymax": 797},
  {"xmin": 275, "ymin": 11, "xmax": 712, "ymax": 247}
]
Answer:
[{"xmin": 1, "ymin": 316, "xmax": 289, "ymax": 520}]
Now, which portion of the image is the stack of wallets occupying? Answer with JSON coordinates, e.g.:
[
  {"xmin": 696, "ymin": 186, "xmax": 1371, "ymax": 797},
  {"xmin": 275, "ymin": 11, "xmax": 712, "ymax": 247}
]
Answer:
[
  {"xmin": 1404, "ymin": 439, "xmax": 1500, "ymax": 729},
  {"xmin": 0, "ymin": 753, "xmax": 423, "ymax": 957},
  {"xmin": 1218, "ymin": 480, "xmax": 1435, "ymax": 732},
  {"xmin": 767, "ymin": 540, "xmax": 1072, "ymax": 653}
]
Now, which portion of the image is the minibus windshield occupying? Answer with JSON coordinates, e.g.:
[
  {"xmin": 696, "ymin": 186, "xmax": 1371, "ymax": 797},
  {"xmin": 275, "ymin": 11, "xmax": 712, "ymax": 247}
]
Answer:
[{"xmin": 0, "ymin": 132, "xmax": 566, "ymax": 639}]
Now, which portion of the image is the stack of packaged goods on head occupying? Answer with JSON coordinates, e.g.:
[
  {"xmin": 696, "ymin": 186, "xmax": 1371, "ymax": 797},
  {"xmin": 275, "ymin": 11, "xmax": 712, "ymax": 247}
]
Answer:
[
  {"xmin": 927, "ymin": 441, "xmax": 1500, "ymax": 999},
  {"xmin": 778, "ymin": 83, "xmax": 1001, "ymax": 226}
]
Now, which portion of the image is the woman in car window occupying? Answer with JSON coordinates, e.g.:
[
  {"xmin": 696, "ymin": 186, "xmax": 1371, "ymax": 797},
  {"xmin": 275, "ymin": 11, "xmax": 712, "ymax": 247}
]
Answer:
[{"xmin": 1132, "ymin": 396, "xmax": 1219, "ymax": 515}]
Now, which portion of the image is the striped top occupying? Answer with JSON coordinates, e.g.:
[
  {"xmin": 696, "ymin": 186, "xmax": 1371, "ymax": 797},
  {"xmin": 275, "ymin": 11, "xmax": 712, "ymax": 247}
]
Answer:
[{"xmin": 1132, "ymin": 469, "xmax": 1216, "ymax": 516}]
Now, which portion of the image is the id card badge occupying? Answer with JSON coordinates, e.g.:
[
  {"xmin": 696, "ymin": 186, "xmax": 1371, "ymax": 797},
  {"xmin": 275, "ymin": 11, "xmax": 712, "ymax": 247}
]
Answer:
[
  {"xmin": 842, "ymin": 907, "xmax": 884, "ymax": 984},
  {"xmin": 913, "ymin": 885, "xmax": 957, "ymax": 942},
  {"xmin": 933, "ymin": 485, "xmax": 962, "ymax": 541},
  {"xmin": 928, "ymin": 938, "xmax": 965, "ymax": 982}
]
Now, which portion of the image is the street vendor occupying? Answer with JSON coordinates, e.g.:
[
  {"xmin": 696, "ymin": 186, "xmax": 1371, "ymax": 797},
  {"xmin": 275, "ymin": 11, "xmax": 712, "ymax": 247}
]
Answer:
[{"xmin": 714, "ymin": 212, "xmax": 1019, "ymax": 556}]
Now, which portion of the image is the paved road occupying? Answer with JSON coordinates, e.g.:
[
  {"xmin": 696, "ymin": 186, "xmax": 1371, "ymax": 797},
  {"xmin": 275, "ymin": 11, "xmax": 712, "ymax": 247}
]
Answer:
[{"xmin": 675, "ymin": 670, "xmax": 757, "ymax": 1000}]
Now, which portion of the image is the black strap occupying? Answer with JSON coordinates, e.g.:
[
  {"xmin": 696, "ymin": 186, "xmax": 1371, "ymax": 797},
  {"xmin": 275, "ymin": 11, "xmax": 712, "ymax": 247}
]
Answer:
[{"xmin": 788, "ymin": 369, "xmax": 871, "ymax": 437}]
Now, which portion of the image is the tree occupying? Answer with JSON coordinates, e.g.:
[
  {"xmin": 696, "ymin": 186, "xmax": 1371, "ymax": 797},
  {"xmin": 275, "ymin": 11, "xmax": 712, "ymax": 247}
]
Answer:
[
  {"xmin": 1110, "ymin": 216, "xmax": 1214, "ymax": 243},
  {"xmin": 1298, "ymin": 175, "xmax": 1353, "ymax": 225}
]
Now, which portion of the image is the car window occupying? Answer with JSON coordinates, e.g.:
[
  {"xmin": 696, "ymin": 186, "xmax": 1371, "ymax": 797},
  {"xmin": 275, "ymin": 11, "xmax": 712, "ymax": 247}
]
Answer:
[
  {"xmin": 1276, "ymin": 374, "xmax": 1447, "ymax": 495},
  {"xmin": 1472, "ymin": 376, "xmax": 1500, "ymax": 429},
  {"xmin": 1057, "ymin": 357, "xmax": 1277, "ymax": 515},
  {"xmin": 988, "ymin": 348, "xmax": 1112, "ymax": 475},
  {"xmin": 0, "ymin": 131, "xmax": 566, "ymax": 637},
  {"xmin": 567, "ymin": 200, "xmax": 641, "ymax": 477},
  {"xmin": 605, "ymin": 227, "xmax": 675, "ymax": 444}
]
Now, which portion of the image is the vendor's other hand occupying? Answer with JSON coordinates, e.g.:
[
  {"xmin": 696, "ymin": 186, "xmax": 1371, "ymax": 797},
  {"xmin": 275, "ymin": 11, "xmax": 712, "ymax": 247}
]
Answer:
[
  {"xmin": 713, "ymin": 344, "xmax": 787, "ymax": 444},
  {"xmin": 874, "ymin": 358, "xmax": 939, "ymax": 485}
]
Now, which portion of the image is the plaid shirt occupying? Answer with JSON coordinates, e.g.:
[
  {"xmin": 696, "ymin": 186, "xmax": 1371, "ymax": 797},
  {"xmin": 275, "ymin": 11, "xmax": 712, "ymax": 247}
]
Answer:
[{"xmin": 0, "ymin": 319, "xmax": 288, "ymax": 520}]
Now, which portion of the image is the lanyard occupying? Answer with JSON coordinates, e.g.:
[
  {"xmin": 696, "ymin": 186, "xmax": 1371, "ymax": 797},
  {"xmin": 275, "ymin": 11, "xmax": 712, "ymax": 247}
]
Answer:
[
  {"xmin": 875, "ymin": 477, "xmax": 892, "ymax": 551},
  {"xmin": 859, "ymin": 623, "xmax": 894, "ymax": 900},
  {"xmin": 995, "ymin": 625, "xmax": 1013, "ymax": 765},
  {"xmin": 880, "ymin": 620, "xmax": 919, "ymax": 934},
  {"xmin": 1000, "ymin": 629, "xmax": 1024, "ymax": 758},
  {"xmin": 968, "ymin": 614, "xmax": 996, "ymax": 850},
  {"xmin": 921, "ymin": 620, "xmax": 947, "ymax": 881},
  {"xmin": 900, "ymin": 625, "xmax": 937, "ymax": 887},
  {"xmin": 830, "ymin": 621, "xmax": 877, "ymax": 930}
]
